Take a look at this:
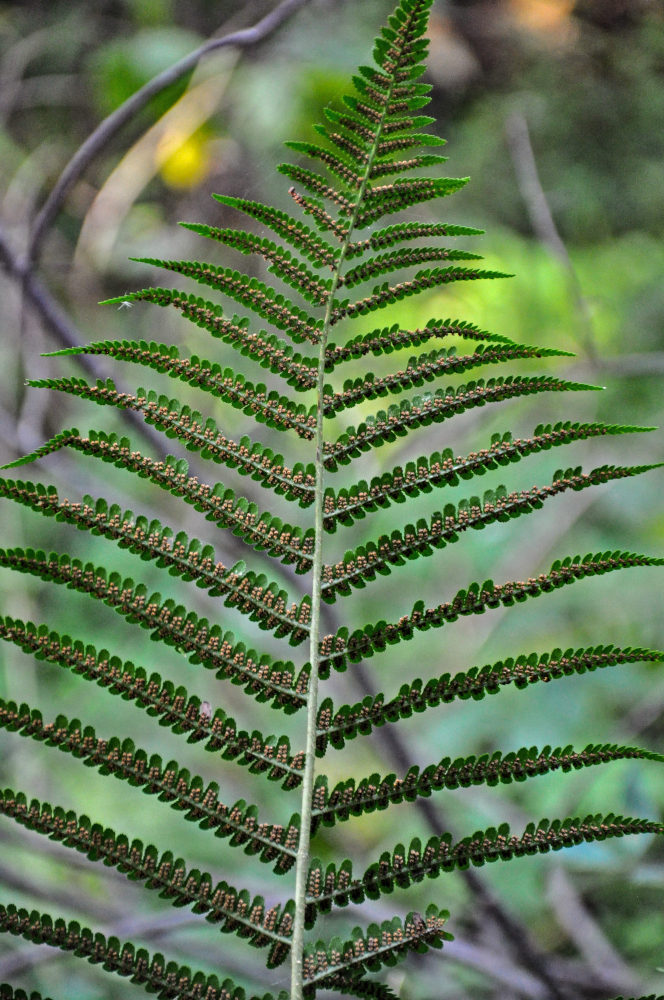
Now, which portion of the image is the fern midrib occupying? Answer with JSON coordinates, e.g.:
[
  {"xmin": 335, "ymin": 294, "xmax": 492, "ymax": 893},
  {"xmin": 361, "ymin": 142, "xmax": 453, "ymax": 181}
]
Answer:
[{"xmin": 289, "ymin": 42, "xmax": 406, "ymax": 1000}]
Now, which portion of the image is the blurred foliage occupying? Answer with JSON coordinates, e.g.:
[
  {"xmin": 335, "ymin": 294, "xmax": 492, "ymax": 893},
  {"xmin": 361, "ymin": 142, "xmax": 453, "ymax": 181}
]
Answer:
[{"xmin": 0, "ymin": 1, "xmax": 663, "ymax": 998}]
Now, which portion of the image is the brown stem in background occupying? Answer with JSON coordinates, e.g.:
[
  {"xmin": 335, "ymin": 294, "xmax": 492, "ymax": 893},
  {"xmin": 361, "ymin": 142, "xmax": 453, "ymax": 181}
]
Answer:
[
  {"xmin": 25, "ymin": 0, "xmax": 314, "ymax": 270},
  {"xmin": 505, "ymin": 111, "xmax": 598, "ymax": 363}
]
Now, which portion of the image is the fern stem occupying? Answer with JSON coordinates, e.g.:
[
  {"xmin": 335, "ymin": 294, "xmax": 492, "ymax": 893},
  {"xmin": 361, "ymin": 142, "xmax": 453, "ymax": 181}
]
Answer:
[{"xmin": 289, "ymin": 53, "xmax": 401, "ymax": 1000}]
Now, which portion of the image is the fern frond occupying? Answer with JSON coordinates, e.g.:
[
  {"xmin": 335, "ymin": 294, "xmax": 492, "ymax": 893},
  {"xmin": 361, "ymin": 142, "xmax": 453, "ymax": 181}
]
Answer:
[
  {"xmin": 320, "ymin": 552, "xmax": 664, "ymax": 671},
  {"xmin": 325, "ymin": 318, "xmax": 512, "ymax": 371},
  {"xmin": 2, "ymin": 427, "xmax": 316, "ymax": 507},
  {"xmin": 345, "ymin": 221, "xmax": 484, "ymax": 260},
  {"xmin": 330, "ymin": 265, "xmax": 508, "ymax": 324},
  {"xmin": 0, "ymin": 789, "xmax": 296, "ymax": 950},
  {"xmin": 0, "ymin": 475, "xmax": 314, "ymax": 576},
  {"xmin": 0, "ymin": 703, "xmax": 299, "ymax": 871},
  {"xmin": 0, "ymin": 616, "xmax": 306, "ymax": 778},
  {"xmin": 323, "ymin": 376, "xmax": 602, "ymax": 471},
  {"xmin": 320, "ymin": 465, "xmax": 661, "ymax": 600},
  {"xmin": 178, "ymin": 224, "xmax": 332, "ymax": 306},
  {"xmin": 311, "ymin": 744, "xmax": 664, "ymax": 828},
  {"xmin": 51, "ymin": 289, "xmax": 318, "ymax": 390},
  {"xmin": 306, "ymin": 814, "xmax": 664, "ymax": 916},
  {"xmin": 212, "ymin": 194, "xmax": 339, "ymax": 271},
  {"xmin": 322, "ymin": 342, "xmax": 572, "ymax": 418},
  {"xmin": 316, "ymin": 644, "xmax": 664, "ymax": 753},
  {"xmin": 0, "ymin": 902, "xmax": 286, "ymax": 1000},
  {"xmin": 301, "ymin": 906, "xmax": 449, "ymax": 990},
  {"xmin": 341, "ymin": 246, "xmax": 483, "ymax": 287},
  {"xmin": 323, "ymin": 421, "xmax": 654, "ymax": 528},
  {"xmin": 127, "ymin": 257, "xmax": 321, "ymax": 345},
  {"xmin": 29, "ymin": 360, "xmax": 317, "ymax": 438},
  {"xmin": 0, "ymin": 549, "xmax": 309, "ymax": 705}
]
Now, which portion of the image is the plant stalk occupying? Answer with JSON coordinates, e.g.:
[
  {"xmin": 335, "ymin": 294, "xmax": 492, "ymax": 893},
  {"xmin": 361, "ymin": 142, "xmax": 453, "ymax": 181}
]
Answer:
[{"xmin": 289, "ymin": 75, "xmax": 399, "ymax": 1000}]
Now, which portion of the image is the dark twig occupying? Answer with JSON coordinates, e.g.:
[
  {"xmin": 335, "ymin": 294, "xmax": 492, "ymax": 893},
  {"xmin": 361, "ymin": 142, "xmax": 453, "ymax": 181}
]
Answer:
[
  {"xmin": 548, "ymin": 866, "xmax": 640, "ymax": 995},
  {"xmin": 26, "ymin": 0, "xmax": 313, "ymax": 269},
  {"xmin": 505, "ymin": 111, "xmax": 598, "ymax": 362}
]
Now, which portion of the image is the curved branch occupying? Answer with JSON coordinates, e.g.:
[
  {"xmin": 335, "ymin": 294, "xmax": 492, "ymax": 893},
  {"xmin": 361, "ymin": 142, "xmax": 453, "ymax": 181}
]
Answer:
[{"xmin": 26, "ymin": 0, "xmax": 313, "ymax": 267}]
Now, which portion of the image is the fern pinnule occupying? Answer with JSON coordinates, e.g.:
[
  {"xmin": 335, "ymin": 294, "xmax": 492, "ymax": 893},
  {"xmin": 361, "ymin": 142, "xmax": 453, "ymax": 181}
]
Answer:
[
  {"xmin": 0, "ymin": 904, "xmax": 287, "ymax": 1000},
  {"xmin": 311, "ymin": 744, "xmax": 664, "ymax": 828},
  {"xmin": 300, "ymin": 905, "xmax": 450, "ymax": 989},
  {"xmin": 2, "ymin": 427, "xmax": 317, "ymax": 506},
  {"xmin": 315, "ymin": 644, "xmax": 664, "ymax": 753},
  {"xmin": 0, "ymin": 617, "xmax": 305, "ymax": 781},
  {"xmin": 319, "ymin": 463, "xmax": 662, "ymax": 600},
  {"xmin": 47, "ymin": 315, "xmax": 319, "ymax": 392},
  {"xmin": 305, "ymin": 814, "xmax": 664, "ymax": 917},
  {"xmin": 27, "ymin": 368, "xmax": 318, "ymax": 438},
  {"xmin": 0, "ymin": 701, "xmax": 300, "ymax": 870},
  {"xmin": 322, "ymin": 420, "xmax": 655, "ymax": 528},
  {"xmin": 0, "ymin": 475, "xmax": 314, "ymax": 573}
]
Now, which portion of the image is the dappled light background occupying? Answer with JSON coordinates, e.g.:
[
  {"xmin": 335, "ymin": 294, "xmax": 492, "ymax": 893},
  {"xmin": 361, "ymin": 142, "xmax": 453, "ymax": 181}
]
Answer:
[{"xmin": 0, "ymin": 1, "xmax": 663, "ymax": 998}]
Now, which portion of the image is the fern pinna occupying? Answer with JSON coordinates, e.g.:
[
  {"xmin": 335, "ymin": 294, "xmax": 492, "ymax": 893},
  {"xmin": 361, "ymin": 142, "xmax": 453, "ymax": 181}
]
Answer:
[{"xmin": 0, "ymin": 2, "xmax": 662, "ymax": 999}]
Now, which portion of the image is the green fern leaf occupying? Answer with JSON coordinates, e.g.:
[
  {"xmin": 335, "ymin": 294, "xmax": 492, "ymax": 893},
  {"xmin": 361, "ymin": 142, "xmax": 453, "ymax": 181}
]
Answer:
[
  {"xmin": 321, "ymin": 552, "xmax": 664, "ymax": 671},
  {"xmin": 0, "ymin": 475, "xmax": 314, "ymax": 574},
  {"xmin": 2, "ymin": 0, "xmax": 662, "ymax": 995},
  {"xmin": 323, "ymin": 421, "xmax": 654, "ymax": 528},
  {"xmin": 316, "ymin": 645, "xmax": 664, "ymax": 753},
  {"xmin": 311, "ymin": 743, "xmax": 664, "ymax": 828},
  {"xmin": 0, "ymin": 903, "xmax": 285, "ymax": 1000},
  {"xmin": 2, "ymin": 426, "xmax": 317, "ymax": 506},
  {"xmin": 48, "ymin": 291, "xmax": 318, "ymax": 390},
  {"xmin": 0, "ymin": 703, "xmax": 299, "ymax": 870},
  {"xmin": 306, "ymin": 815, "xmax": 664, "ymax": 916},
  {"xmin": 0, "ymin": 616, "xmax": 305, "ymax": 779},
  {"xmin": 301, "ymin": 906, "xmax": 450, "ymax": 989}
]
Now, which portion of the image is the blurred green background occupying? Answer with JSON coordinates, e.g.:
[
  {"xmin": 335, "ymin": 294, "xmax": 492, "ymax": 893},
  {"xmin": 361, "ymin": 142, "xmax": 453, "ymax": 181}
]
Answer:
[{"xmin": 0, "ymin": 1, "xmax": 663, "ymax": 998}]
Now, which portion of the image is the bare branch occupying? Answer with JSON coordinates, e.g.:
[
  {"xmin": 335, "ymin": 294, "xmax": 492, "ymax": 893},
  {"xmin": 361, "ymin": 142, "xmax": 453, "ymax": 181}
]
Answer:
[
  {"xmin": 26, "ymin": 0, "xmax": 313, "ymax": 268},
  {"xmin": 505, "ymin": 111, "xmax": 598, "ymax": 361}
]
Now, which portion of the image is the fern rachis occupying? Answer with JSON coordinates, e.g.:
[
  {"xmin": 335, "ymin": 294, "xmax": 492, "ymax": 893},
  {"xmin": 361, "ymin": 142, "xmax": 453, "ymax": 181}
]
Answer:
[{"xmin": 0, "ymin": 2, "xmax": 662, "ymax": 999}]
